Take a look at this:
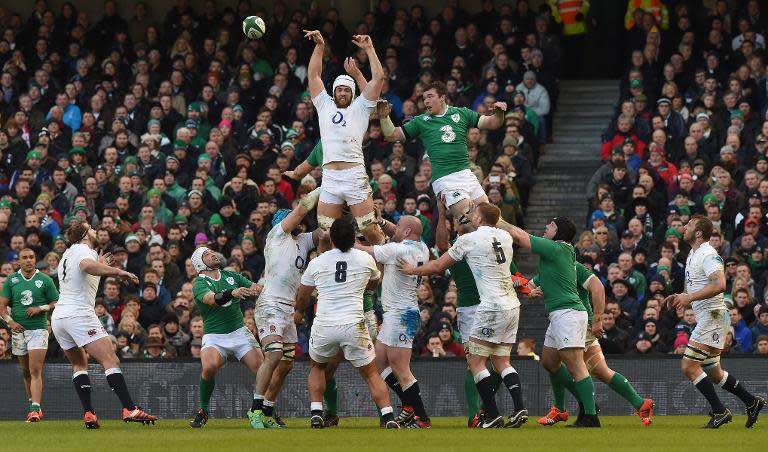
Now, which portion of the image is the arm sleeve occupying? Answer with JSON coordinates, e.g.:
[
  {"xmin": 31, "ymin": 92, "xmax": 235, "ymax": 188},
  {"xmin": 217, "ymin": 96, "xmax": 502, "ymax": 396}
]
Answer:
[
  {"xmin": 446, "ymin": 235, "xmax": 469, "ymax": 262},
  {"xmin": 702, "ymin": 254, "xmax": 724, "ymax": 277},
  {"xmin": 192, "ymin": 278, "xmax": 212, "ymax": 303},
  {"xmin": 306, "ymin": 142, "xmax": 323, "ymax": 167},
  {"xmin": 373, "ymin": 243, "xmax": 397, "ymax": 264},
  {"xmin": 354, "ymin": 95, "xmax": 377, "ymax": 112},
  {"xmin": 312, "ymin": 91, "xmax": 333, "ymax": 110},
  {"xmin": 529, "ymin": 234, "xmax": 558, "ymax": 257},
  {"xmin": 235, "ymin": 272, "xmax": 254, "ymax": 287},
  {"xmin": 461, "ymin": 107, "xmax": 480, "ymax": 128},
  {"xmin": 401, "ymin": 117, "xmax": 421, "ymax": 139}
]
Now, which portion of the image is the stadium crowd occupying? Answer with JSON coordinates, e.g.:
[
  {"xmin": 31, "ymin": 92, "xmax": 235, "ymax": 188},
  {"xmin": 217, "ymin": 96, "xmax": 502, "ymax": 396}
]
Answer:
[
  {"xmin": 0, "ymin": 0, "xmax": 557, "ymax": 361},
  {"xmin": 586, "ymin": 0, "xmax": 768, "ymax": 357}
]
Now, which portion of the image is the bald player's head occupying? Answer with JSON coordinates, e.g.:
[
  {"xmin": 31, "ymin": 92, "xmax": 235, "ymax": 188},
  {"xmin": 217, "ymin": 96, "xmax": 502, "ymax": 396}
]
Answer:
[{"xmin": 394, "ymin": 215, "xmax": 422, "ymax": 242}]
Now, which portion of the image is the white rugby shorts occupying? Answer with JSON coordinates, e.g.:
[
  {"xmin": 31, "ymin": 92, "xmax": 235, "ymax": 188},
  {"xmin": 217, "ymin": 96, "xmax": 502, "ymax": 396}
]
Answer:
[
  {"xmin": 255, "ymin": 301, "xmax": 298, "ymax": 344},
  {"xmin": 201, "ymin": 326, "xmax": 260, "ymax": 360},
  {"xmin": 432, "ymin": 169, "xmax": 486, "ymax": 208},
  {"xmin": 51, "ymin": 314, "xmax": 108, "ymax": 350},
  {"xmin": 12, "ymin": 329, "xmax": 50, "ymax": 355},
  {"xmin": 543, "ymin": 309, "xmax": 588, "ymax": 350},
  {"xmin": 319, "ymin": 166, "xmax": 372, "ymax": 206},
  {"xmin": 377, "ymin": 308, "xmax": 420, "ymax": 348},
  {"xmin": 309, "ymin": 320, "xmax": 375, "ymax": 368}
]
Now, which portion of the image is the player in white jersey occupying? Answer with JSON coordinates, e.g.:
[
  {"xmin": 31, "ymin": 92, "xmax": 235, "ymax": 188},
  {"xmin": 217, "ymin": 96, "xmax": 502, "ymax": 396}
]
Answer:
[
  {"xmin": 51, "ymin": 221, "xmax": 157, "ymax": 429},
  {"xmin": 663, "ymin": 215, "xmax": 765, "ymax": 429},
  {"xmin": 399, "ymin": 203, "xmax": 527, "ymax": 429},
  {"xmin": 250, "ymin": 188, "xmax": 322, "ymax": 428},
  {"xmin": 303, "ymin": 29, "xmax": 386, "ymax": 246},
  {"xmin": 355, "ymin": 216, "xmax": 432, "ymax": 428},
  {"xmin": 294, "ymin": 219, "xmax": 398, "ymax": 429}
]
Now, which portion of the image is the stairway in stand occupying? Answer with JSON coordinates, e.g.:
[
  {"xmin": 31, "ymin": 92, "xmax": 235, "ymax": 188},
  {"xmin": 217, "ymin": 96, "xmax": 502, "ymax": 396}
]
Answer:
[{"xmin": 515, "ymin": 79, "xmax": 618, "ymax": 343}]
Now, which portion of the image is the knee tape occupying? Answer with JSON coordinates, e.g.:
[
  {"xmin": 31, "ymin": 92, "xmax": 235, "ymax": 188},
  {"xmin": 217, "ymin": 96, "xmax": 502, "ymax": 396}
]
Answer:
[
  {"xmin": 318, "ymin": 215, "xmax": 335, "ymax": 231},
  {"xmin": 683, "ymin": 344, "xmax": 708, "ymax": 362},
  {"xmin": 467, "ymin": 341, "xmax": 511, "ymax": 357},
  {"xmin": 263, "ymin": 341, "xmax": 284, "ymax": 355},
  {"xmin": 584, "ymin": 348, "xmax": 604, "ymax": 372},
  {"xmin": 355, "ymin": 210, "xmax": 377, "ymax": 230},
  {"xmin": 702, "ymin": 354, "xmax": 721, "ymax": 370},
  {"xmin": 281, "ymin": 346, "xmax": 295, "ymax": 362}
]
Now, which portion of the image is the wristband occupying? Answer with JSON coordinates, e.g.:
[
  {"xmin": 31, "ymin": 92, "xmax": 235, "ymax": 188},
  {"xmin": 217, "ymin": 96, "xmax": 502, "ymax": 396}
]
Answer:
[
  {"xmin": 40, "ymin": 305, "xmax": 50, "ymax": 312},
  {"xmin": 380, "ymin": 115, "xmax": 395, "ymax": 138},
  {"xmin": 214, "ymin": 289, "xmax": 234, "ymax": 306}
]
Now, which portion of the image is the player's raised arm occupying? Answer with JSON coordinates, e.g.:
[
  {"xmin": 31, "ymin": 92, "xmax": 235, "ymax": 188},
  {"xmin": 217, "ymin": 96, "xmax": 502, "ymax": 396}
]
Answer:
[
  {"xmin": 477, "ymin": 102, "xmax": 508, "ymax": 130},
  {"xmin": 79, "ymin": 257, "xmax": 139, "ymax": 284},
  {"xmin": 496, "ymin": 221, "xmax": 531, "ymax": 249},
  {"xmin": 278, "ymin": 187, "xmax": 321, "ymax": 234},
  {"xmin": 378, "ymin": 100, "xmax": 406, "ymax": 142},
  {"xmin": 304, "ymin": 29, "xmax": 325, "ymax": 98},
  {"xmin": 344, "ymin": 57, "xmax": 368, "ymax": 93},
  {"xmin": 352, "ymin": 35, "xmax": 383, "ymax": 101}
]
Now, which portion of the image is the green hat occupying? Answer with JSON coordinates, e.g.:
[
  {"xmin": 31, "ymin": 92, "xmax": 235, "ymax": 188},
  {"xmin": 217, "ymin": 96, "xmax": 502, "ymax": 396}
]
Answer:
[
  {"xmin": 703, "ymin": 193, "xmax": 718, "ymax": 205},
  {"xmin": 69, "ymin": 147, "xmax": 86, "ymax": 156},
  {"xmin": 758, "ymin": 154, "xmax": 768, "ymax": 162},
  {"xmin": 128, "ymin": 170, "xmax": 141, "ymax": 177},
  {"xmin": 285, "ymin": 128, "xmax": 298, "ymax": 139},
  {"xmin": 54, "ymin": 234, "xmax": 65, "ymax": 243},
  {"xmin": 26, "ymin": 150, "xmax": 42, "ymax": 161},
  {"xmin": 600, "ymin": 192, "xmax": 612, "ymax": 201},
  {"xmin": 146, "ymin": 188, "xmax": 161, "ymax": 199},
  {"xmin": 256, "ymin": 129, "xmax": 272, "ymax": 138},
  {"xmin": 174, "ymin": 214, "xmax": 188, "ymax": 224},
  {"xmin": 174, "ymin": 140, "xmax": 187, "ymax": 150},
  {"xmin": 241, "ymin": 236, "xmax": 256, "ymax": 245},
  {"xmin": 630, "ymin": 79, "xmax": 643, "ymax": 89},
  {"xmin": 281, "ymin": 141, "xmax": 295, "ymax": 150},
  {"xmin": 72, "ymin": 205, "xmax": 90, "ymax": 215},
  {"xmin": 730, "ymin": 109, "xmax": 744, "ymax": 120},
  {"xmin": 0, "ymin": 200, "xmax": 11, "ymax": 208},
  {"xmin": 232, "ymin": 104, "xmax": 244, "ymax": 113},
  {"xmin": 124, "ymin": 156, "xmax": 138, "ymax": 164},
  {"xmin": 300, "ymin": 90, "xmax": 311, "ymax": 100},
  {"xmin": 187, "ymin": 102, "xmax": 201, "ymax": 112},
  {"xmin": 678, "ymin": 205, "xmax": 691, "ymax": 216},
  {"xmin": 197, "ymin": 153, "xmax": 212, "ymax": 162},
  {"xmin": 147, "ymin": 119, "xmax": 161, "ymax": 128},
  {"xmin": 664, "ymin": 227, "xmax": 683, "ymax": 240},
  {"xmin": 208, "ymin": 213, "xmax": 224, "ymax": 226}
]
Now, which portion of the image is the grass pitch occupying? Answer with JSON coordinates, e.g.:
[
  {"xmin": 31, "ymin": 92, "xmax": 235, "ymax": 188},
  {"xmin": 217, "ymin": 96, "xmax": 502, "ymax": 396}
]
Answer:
[{"xmin": 1, "ymin": 416, "xmax": 764, "ymax": 452}]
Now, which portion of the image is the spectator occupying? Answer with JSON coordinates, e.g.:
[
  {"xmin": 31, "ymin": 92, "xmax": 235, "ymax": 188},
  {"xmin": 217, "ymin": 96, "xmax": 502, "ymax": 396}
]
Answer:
[
  {"xmin": 421, "ymin": 333, "xmax": 454, "ymax": 358},
  {"xmin": 755, "ymin": 335, "xmax": 768, "ymax": 355}
]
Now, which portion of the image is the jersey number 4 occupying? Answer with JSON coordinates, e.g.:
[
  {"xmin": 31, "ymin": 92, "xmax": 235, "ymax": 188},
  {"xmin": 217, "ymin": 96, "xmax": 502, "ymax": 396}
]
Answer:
[
  {"xmin": 335, "ymin": 261, "xmax": 347, "ymax": 282},
  {"xmin": 492, "ymin": 238, "xmax": 506, "ymax": 264}
]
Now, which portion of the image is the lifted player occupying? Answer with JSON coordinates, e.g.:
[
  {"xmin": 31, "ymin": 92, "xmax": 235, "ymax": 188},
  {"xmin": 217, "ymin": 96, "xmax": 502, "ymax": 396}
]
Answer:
[
  {"xmin": 0, "ymin": 248, "xmax": 58, "ymax": 422},
  {"xmin": 304, "ymin": 29, "xmax": 386, "ymax": 246},
  {"xmin": 377, "ymin": 82, "xmax": 506, "ymax": 227},
  {"xmin": 250, "ymin": 188, "xmax": 322, "ymax": 429},
  {"xmin": 400, "ymin": 204, "xmax": 527, "ymax": 428},
  {"xmin": 356, "ymin": 215, "xmax": 432, "ymax": 428},
  {"xmin": 189, "ymin": 247, "xmax": 263, "ymax": 428},
  {"xmin": 294, "ymin": 219, "xmax": 398, "ymax": 429},
  {"xmin": 663, "ymin": 215, "xmax": 765, "ymax": 428},
  {"xmin": 531, "ymin": 259, "xmax": 654, "ymax": 426},
  {"xmin": 52, "ymin": 221, "xmax": 157, "ymax": 428}
]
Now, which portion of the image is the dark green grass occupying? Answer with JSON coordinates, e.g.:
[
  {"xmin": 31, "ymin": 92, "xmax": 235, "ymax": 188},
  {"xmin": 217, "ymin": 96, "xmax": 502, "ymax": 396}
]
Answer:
[{"xmin": 0, "ymin": 416, "xmax": 764, "ymax": 452}]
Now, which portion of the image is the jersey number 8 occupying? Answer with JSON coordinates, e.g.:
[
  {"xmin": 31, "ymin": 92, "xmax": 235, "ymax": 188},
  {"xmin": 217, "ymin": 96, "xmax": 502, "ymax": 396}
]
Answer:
[{"xmin": 335, "ymin": 261, "xmax": 347, "ymax": 282}]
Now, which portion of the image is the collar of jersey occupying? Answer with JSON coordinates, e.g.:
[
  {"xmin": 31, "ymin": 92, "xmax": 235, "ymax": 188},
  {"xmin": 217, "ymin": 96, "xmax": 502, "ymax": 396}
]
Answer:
[
  {"xmin": 18, "ymin": 269, "xmax": 39, "ymax": 282},
  {"xmin": 431, "ymin": 105, "xmax": 450, "ymax": 118},
  {"xmin": 199, "ymin": 271, "xmax": 222, "ymax": 281}
]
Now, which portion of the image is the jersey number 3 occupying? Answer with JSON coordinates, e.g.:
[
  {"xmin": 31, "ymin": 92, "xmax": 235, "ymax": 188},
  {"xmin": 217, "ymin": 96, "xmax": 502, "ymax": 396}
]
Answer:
[
  {"xmin": 335, "ymin": 261, "xmax": 347, "ymax": 282},
  {"xmin": 492, "ymin": 238, "xmax": 506, "ymax": 264},
  {"xmin": 440, "ymin": 125, "xmax": 456, "ymax": 143}
]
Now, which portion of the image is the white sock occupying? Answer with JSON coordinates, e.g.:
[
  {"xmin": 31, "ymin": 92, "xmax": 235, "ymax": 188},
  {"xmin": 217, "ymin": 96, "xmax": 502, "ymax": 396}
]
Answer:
[{"xmin": 310, "ymin": 401, "xmax": 323, "ymax": 412}]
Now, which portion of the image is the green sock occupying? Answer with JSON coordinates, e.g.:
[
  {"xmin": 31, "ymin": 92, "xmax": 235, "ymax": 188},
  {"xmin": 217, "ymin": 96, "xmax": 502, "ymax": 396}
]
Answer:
[
  {"xmin": 464, "ymin": 369, "xmax": 481, "ymax": 421},
  {"xmin": 31, "ymin": 403, "xmax": 41, "ymax": 411},
  {"xmin": 199, "ymin": 376, "xmax": 215, "ymax": 411},
  {"xmin": 608, "ymin": 372, "xmax": 644, "ymax": 410},
  {"xmin": 574, "ymin": 376, "xmax": 597, "ymax": 415},
  {"xmin": 323, "ymin": 377, "xmax": 338, "ymax": 415},
  {"xmin": 549, "ymin": 363, "xmax": 576, "ymax": 411}
]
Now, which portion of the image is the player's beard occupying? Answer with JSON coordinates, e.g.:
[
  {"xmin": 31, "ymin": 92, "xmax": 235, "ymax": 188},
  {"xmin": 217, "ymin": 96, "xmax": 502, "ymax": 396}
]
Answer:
[{"xmin": 334, "ymin": 95, "xmax": 351, "ymax": 108}]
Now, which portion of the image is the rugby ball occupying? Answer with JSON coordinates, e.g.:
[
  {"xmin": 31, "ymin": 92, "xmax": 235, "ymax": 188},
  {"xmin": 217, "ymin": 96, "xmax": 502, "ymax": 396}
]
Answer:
[{"xmin": 243, "ymin": 16, "xmax": 266, "ymax": 39}]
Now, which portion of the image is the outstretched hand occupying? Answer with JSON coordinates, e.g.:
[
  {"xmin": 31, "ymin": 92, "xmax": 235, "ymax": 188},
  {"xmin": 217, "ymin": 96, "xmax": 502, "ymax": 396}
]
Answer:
[
  {"xmin": 344, "ymin": 57, "xmax": 362, "ymax": 79},
  {"xmin": 376, "ymin": 100, "xmax": 391, "ymax": 119},
  {"xmin": 351, "ymin": 35, "xmax": 373, "ymax": 50},
  {"xmin": 303, "ymin": 29, "xmax": 324, "ymax": 45}
]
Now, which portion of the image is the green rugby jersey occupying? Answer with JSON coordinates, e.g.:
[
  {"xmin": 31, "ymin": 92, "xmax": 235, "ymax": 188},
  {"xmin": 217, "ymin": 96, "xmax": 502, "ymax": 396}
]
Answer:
[
  {"xmin": 1, "ymin": 270, "xmax": 58, "ymax": 330},
  {"xmin": 402, "ymin": 106, "xmax": 479, "ymax": 180},
  {"xmin": 529, "ymin": 234, "xmax": 585, "ymax": 314},
  {"xmin": 193, "ymin": 269, "xmax": 254, "ymax": 334}
]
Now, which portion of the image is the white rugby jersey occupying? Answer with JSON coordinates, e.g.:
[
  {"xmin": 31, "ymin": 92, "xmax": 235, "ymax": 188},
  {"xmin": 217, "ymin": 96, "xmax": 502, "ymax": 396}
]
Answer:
[
  {"xmin": 52, "ymin": 244, "xmax": 101, "ymax": 319},
  {"xmin": 312, "ymin": 91, "xmax": 376, "ymax": 166},
  {"xmin": 259, "ymin": 224, "xmax": 315, "ymax": 305},
  {"xmin": 301, "ymin": 248, "xmax": 380, "ymax": 326},
  {"xmin": 685, "ymin": 242, "xmax": 725, "ymax": 312},
  {"xmin": 374, "ymin": 239, "xmax": 430, "ymax": 312},
  {"xmin": 447, "ymin": 226, "xmax": 520, "ymax": 311}
]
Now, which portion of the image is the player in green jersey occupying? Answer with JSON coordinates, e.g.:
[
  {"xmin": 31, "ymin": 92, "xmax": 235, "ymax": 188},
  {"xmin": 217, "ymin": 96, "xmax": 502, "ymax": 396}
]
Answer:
[
  {"xmin": 377, "ymin": 81, "xmax": 507, "ymax": 226},
  {"xmin": 531, "ymin": 260, "xmax": 654, "ymax": 426},
  {"xmin": 0, "ymin": 248, "xmax": 58, "ymax": 422},
  {"xmin": 503, "ymin": 217, "xmax": 600, "ymax": 428},
  {"xmin": 189, "ymin": 246, "xmax": 263, "ymax": 428}
]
